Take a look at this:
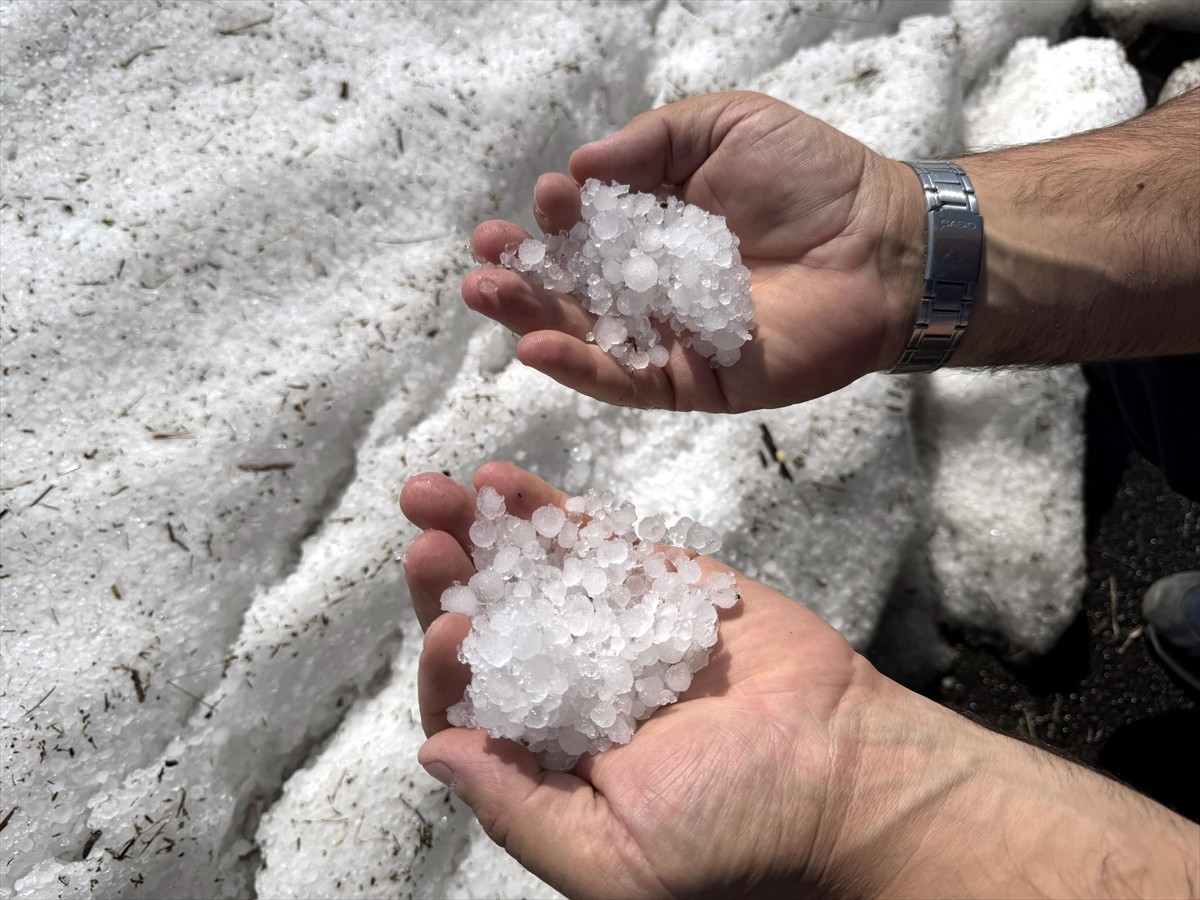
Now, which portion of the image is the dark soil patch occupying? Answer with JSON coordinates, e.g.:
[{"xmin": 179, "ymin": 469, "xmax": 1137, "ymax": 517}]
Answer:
[{"xmin": 933, "ymin": 451, "xmax": 1198, "ymax": 821}]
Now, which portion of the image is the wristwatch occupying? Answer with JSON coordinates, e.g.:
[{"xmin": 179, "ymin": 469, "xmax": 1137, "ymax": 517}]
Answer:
[{"xmin": 889, "ymin": 160, "xmax": 983, "ymax": 374}]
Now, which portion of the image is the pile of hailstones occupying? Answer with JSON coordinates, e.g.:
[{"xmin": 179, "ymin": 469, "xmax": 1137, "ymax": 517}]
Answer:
[
  {"xmin": 442, "ymin": 486, "xmax": 738, "ymax": 771},
  {"xmin": 499, "ymin": 179, "xmax": 755, "ymax": 369}
]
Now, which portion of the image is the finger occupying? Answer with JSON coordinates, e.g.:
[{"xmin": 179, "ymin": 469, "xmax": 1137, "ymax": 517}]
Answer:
[
  {"xmin": 419, "ymin": 729, "xmax": 650, "ymax": 898},
  {"xmin": 404, "ymin": 530, "xmax": 475, "ymax": 632},
  {"xmin": 569, "ymin": 91, "xmax": 771, "ymax": 191},
  {"xmin": 418, "ymin": 611, "xmax": 472, "ymax": 735},
  {"xmin": 515, "ymin": 331, "xmax": 678, "ymax": 410},
  {"xmin": 399, "ymin": 472, "xmax": 477, "ymax": 553},
  {"xmin": 472, "ymin": 461, "xmax": 571, "ymax": 518},
  {"xmin": 471, "ymin": 219, "xmax": 531, "ymax": 264},
  {"xmin": 533, "ymin": 172, "xmax": 582, "ymax": 235},
  {"xmin": 462, "ymin": 268, "xmax": 595, "ymax": 341}
]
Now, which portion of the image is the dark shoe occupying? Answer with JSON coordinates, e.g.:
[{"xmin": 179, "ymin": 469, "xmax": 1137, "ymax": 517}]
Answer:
[{"xmin": 1143, "ymin": 571, "xmax": 1200, "ymax": 693}]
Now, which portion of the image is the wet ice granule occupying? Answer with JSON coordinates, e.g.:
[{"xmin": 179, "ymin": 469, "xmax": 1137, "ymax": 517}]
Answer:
[
  {"xmin": 531, "ymin": 505, "xmax": 566, "ymax": 538},
  {"xmin": 499, "ymin": 179, "xmax": 755, "ymax": 368},
  {"xmin": 442, "ymin": 485, "xmax": 738, "ymax": 771}
]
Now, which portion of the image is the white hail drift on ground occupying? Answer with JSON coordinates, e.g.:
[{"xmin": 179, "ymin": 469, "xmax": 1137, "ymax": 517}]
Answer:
[{"xmin": 3, "ymin": 0, "xmax": 1160, "ymax": 895}]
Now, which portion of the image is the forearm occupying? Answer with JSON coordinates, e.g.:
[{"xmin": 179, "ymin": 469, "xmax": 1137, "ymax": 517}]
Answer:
[
  {"xmin": 881, "ymin": 88, "xmax": 1200, "ymax": 369},
  {"xmin": 835, "ymin": 685, "xmax": 1200, "ymax": 898}
]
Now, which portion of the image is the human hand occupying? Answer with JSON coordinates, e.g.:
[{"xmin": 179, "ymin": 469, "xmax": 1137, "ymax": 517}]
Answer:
[
  {"xmin": 400, "ymin": 465, "xmax": 1200, "ymax": 897},
  {"xmin": 400, "ymin": 462, "xmax": 899, "ymax": 897},
  {"xmin": 463, "ymin": 92, "xmax": 924, "ymax": 412}
]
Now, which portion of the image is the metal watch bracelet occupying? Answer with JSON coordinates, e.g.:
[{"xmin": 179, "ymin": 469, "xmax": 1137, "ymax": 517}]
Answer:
[{"xmin": 888, "ymin": 160, "xmax": 983, "ymax": 374}]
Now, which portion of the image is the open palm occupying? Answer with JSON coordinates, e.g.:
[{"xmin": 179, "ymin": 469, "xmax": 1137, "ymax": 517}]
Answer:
[
  {"xmin": 401, "ymin": 463, "xmax": 892, "ymax": 897},
  {"xmin": 464, "ymin": 93, "xmax": 920, "ymax": 412}
]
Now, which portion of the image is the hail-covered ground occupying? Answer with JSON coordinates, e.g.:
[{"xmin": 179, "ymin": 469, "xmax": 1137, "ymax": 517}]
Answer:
[{"xmin": 1, "ymin": 1, "xmax": 1190, "ymax": 898}]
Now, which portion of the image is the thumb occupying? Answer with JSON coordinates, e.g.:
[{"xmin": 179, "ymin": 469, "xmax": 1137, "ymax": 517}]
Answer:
[
  {"xmin": 419, "ymin": 729, "xmax": 656, "ymax": 898},
  {"xmin": 568, "ymin": 91, "xmax": 774, "ymax": 192}
]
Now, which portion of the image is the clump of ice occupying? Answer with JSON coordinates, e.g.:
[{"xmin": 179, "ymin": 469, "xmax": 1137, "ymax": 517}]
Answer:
[
  {"xmin": 444, "ymin": 487, "xmax": 738, "ymax": 771},
  {"xmin": 500, "ymin": 179, "xmax": 755, "ymax": 368}
]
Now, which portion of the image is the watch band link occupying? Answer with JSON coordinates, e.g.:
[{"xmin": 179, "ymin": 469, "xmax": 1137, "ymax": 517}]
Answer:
[{"xmin": 888, "ymin": 161, "xmax": 983, "ymax": 374}]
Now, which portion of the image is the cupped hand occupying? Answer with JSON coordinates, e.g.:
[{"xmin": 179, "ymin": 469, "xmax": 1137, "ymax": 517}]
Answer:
[
  {"xmin": 399, "ymin": 463, "xmax": 897, "ymax": 898},
  {"xmin": 464, "ymin": 92, "xmax": 923, "ymax": 413}
]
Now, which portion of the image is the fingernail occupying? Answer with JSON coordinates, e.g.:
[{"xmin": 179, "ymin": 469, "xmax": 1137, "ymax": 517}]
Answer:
[{"xmin": 423, "ymin": 761, "xmax": 457, "ymax": 790}]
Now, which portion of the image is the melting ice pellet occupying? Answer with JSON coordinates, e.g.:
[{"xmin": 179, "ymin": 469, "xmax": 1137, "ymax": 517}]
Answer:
[
  {"xmin": 444, "ymin": 486, "xmax": 738, "ymax": 771},
  {"xmin": 500, "ymin": 179, "xmax": 755, "ymax": 368}
]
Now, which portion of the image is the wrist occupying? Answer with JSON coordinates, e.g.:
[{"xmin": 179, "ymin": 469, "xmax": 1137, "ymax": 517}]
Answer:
[
  {"xmin": 825, "ymin": 680, "xmax": 1200, "ymax": 898},
  {"xmin": 873, "ymin": 157, "xmax": 930, "ymax": 373},
  {"xmin": 876, "ymin": 89, "xmax": 1200, "ymax": 372},
  {"xmin": 948, "ymin": 92, "xmax": 1199, "ymax": 366}
]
